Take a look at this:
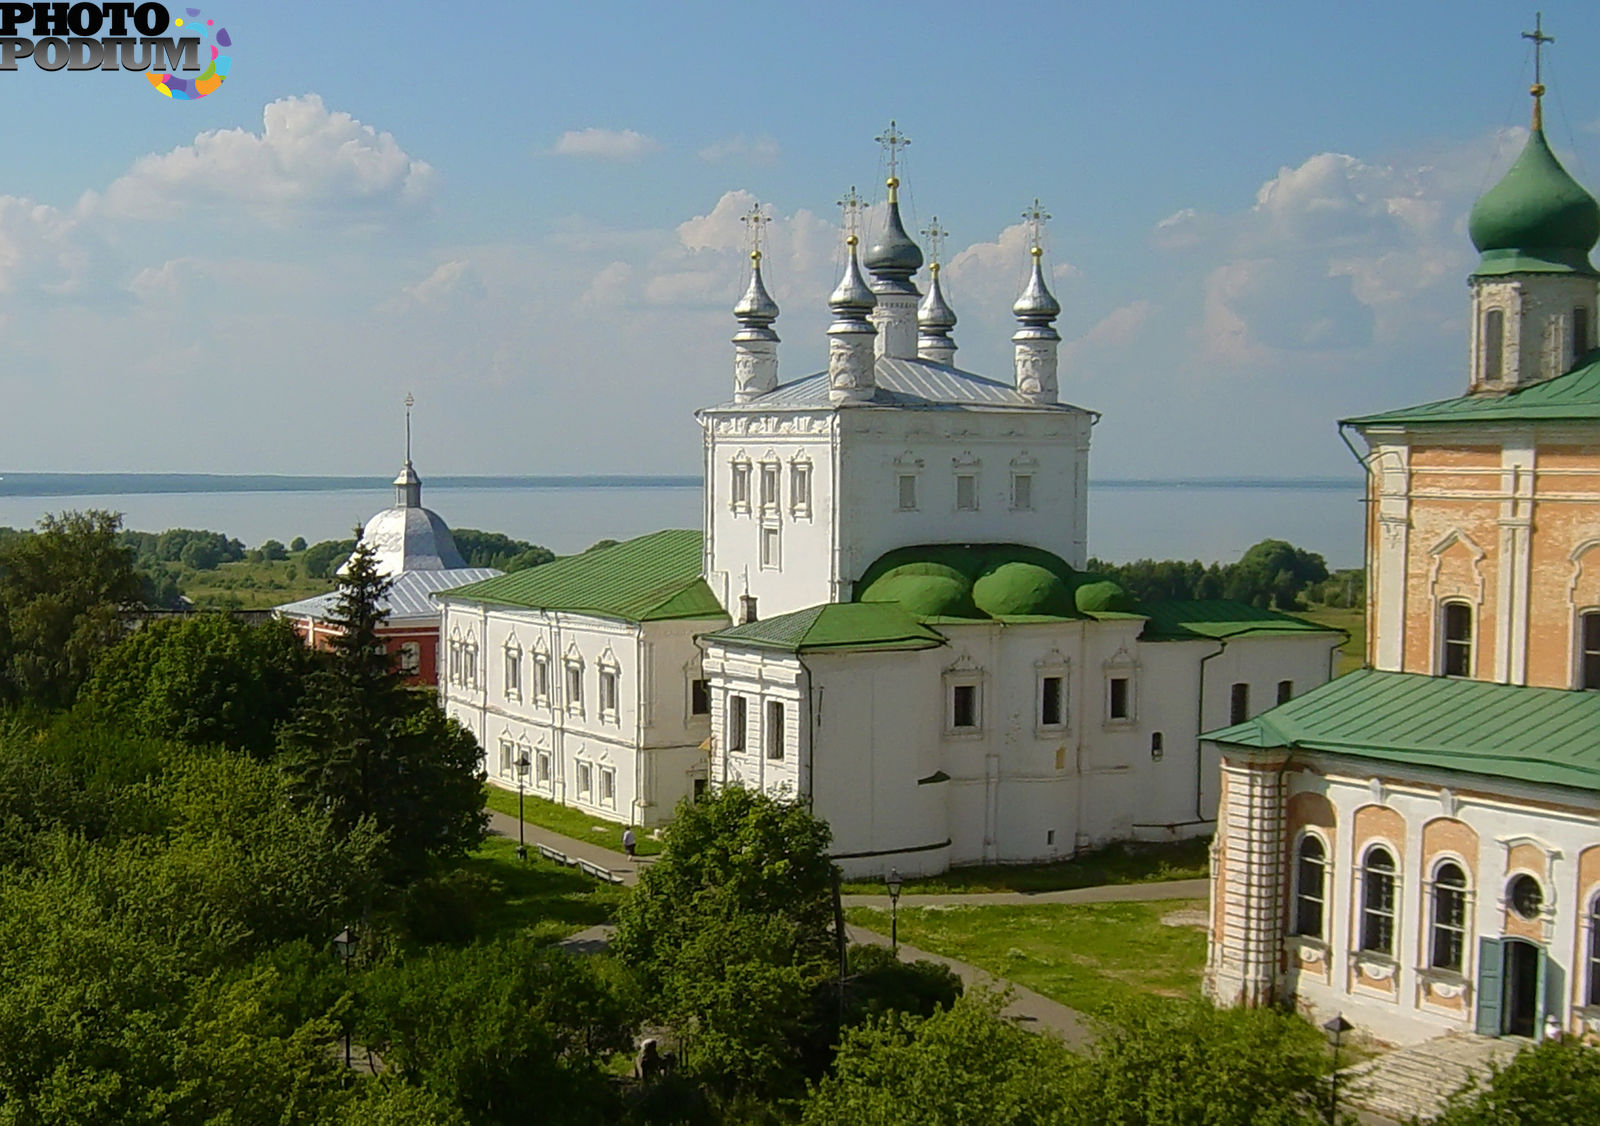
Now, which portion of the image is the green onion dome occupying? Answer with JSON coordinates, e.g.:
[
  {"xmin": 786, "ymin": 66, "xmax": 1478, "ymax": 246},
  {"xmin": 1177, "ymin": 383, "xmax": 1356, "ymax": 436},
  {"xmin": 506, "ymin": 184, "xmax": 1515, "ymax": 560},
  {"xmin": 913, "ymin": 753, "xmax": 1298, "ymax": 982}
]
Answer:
[{"xmin": 1469, "ymin": 127, "xmax": 1600, "ymax": 277}]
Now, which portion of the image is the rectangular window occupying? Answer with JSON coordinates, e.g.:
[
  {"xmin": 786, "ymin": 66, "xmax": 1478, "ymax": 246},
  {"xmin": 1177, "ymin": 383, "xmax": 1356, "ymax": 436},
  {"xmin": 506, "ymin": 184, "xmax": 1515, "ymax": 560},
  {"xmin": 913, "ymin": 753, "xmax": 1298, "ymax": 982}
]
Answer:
[
  {"xmin": 575, "ymin": 761, "xmax": 593, "ymax": 801},
  {"xmin": 760, "ymin": 525, "xmax": 780, "ymax": 569},
  {"xmin": 463, "ymin": 644, "xmax": 479, "ymax": 689},
  {"xmin": 533, "ymin": 655, "xmax": 550, "ymax": 703},
  {"xmin": 1040, "ymin": 675, "xmax": 1064, "ymax": 727},
  {"xmin": 566, "ymin": 663, "xmax": 584, "ymax": 711},
  {"xmin": 1582, "ymin": 612, "xmax": 1600, "ymax": 690},
  {"xmin": 760, "ymin": 463, "xmax": 780, "ymax": 509},
  {"xmin": 731, "ymin": 463, "xmax": 751, "ymax": 510},
  {"xmin": 897, "ymin": 474, "xmax": 918, "ymax": 511},
  {"xmin": 728, "ymin": 694, "xmax": 747, "ymax": 753},
  {"xmin": 599, "ymin": 668, "xmax": 618, "ymax": 716},
  {"xmin": 1483, "ymin": 309, "xmax": 1505, "ymax": 382},
  {"xmin": 1230, "ymin": 683, "xmax": 1250, "ymax": 725},
  {"xmin": 790, "ymin": 463, "xmax": 811, "ymax": 513},
  {"xmin": 1108, "ymin": 677, "xmax": 1130, "ymax": 720},
  {"xmin": 1277, "ymin": 679, "xmax": 1293, "ymax": 706},
  {"xmin": 955, "ymin": 474, "xmax": 978, "ymax": 511},
  {"xmin": 449, "ymin": 642, "xmax": 461, "ymax": 684},
  {"xmin": 599, "ymin": 767, "xmax": 616, "ymax": 808},
  {"xmin": 1576, "ymin": 306, "xmax": 1590, "ymax": 358},
  {"xmin": 536, "ymin": 749, "xmax": 551, "ymax": 786},
  {"xmin": 691, "ymin": 678, "xmax": 711, "ymax": 716},
  {"xmin": 765, "ymin": 700, "xmax": 785, "ymax": 760},
  {"xmin": 1441, "ymin": 602, "xmax": 1473, "ymax": 677},
  {"xmin": 499, "ymin": 738, "xmax": 514, "ymax": 775},
  {"xmin": 951, "ymin": 683, "xmax": 979, "ymax": 729},
  {"xmin": 1151, "ymin": 732, "xmax": 1164, "ymax": 760},
  {"xmin": 1011, "ymin": 473, "xmax": 1033, "ymax": 511},
  {"xmin": 504, "ymin": 649, "xmax": 521, "ymax": 698}
]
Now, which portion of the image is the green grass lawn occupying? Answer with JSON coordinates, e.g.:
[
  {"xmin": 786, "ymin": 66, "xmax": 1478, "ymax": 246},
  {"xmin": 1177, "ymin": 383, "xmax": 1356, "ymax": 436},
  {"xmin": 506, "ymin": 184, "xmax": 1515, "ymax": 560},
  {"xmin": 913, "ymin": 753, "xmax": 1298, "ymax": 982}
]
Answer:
[
  {"xmin": 1299, "ymin": 605, "xmax": 1365, "ymax": 676},
  {"xmin": 840, "ymin": 837, "xmax": 1209, "ymax": 896},
  {"xmin": 846, "ymin": 899, "xmax": 1208, "ymax": 1019},
  {"xmin": 455, "ymin": 834, "xmax": 627, "ymax": 944},
  {"xmin": 178, "ymin": 553, "xmax": 336, "ymax": 610},
  {"xmin": 482, "ymin": 785, "xmax": 664, "ymax": 856}
]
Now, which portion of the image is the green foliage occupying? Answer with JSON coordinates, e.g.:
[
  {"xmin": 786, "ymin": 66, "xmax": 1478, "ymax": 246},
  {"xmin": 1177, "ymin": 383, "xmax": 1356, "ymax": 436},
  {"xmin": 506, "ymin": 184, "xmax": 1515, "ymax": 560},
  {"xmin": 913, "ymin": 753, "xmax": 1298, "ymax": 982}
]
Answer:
[
  {"xmin": 1431, "ymin": 1037, "xmax": 1600, "ymax": 1125},
  {"xmin": 1088, "ymin": 538, "xmax": 1331, "ymax": 611},
  {"xmin": 289, "ymin": 536, "xmax": 308, "ymax": 553},
  {"xmin": 587, "ymin": 537, "xmax": 621, "ymax": 553},
  {"xmin": 302, "ymin": 538, "xmax": 356, "ymax": 579},
  {"xmin": 843, "ymin": 943, "xmax": 963, "ymax": 1025},
  {"xmin": 360, "ymin": 937, "xmax": 632, "ymax": 1124},
  {"xmin": 0, "ymin": 510, "xmax": 144, "ymax": 709},
  {"xmin": 80, "ymin": 614, "xmax": 319, "ymax": 757},
  {"xmin": 258, "ymin": 538, "xmax": 289, "ymax": 561},
  {"xmin": 451, "ymin": 527, "xmax": 556, "ymax": 571},
  {"xmin": 278, "ymin": 536, "xmax": 486, "ymax": 882}
]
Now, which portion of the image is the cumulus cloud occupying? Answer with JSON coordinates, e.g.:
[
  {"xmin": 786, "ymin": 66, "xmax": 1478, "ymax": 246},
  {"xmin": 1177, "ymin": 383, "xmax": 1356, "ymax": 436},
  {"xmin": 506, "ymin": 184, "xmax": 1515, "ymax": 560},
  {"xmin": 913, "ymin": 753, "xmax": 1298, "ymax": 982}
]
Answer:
[
  {"xmin": 698, "ymin": 134, "xmax": 780, "ymax": 166},
  {"xmin": 0, "ymin": 195, "xmax": 80, "ymax": 294},
  {"xmin": 401, "ymin": 259, "xmax": 482, "ymax": 306},
  {"xmin": 97, "ymin": 95, "xmax": 434, "ymax": 224},
  {"xmin": 549, "ymin": 127, "xmax": 661, "ymax": 161}
]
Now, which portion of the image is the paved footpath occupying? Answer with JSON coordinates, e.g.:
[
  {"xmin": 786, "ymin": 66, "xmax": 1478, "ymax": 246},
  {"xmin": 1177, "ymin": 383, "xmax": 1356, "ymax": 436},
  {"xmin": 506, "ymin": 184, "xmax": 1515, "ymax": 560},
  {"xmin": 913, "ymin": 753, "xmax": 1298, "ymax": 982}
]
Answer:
[
  {"xmin": 485, "ymin": 809, "xmax": 649, "ymax": 886},
  {"xmin": 842, "ymin": 878, "xmax": 1209, "ymax": 909}
]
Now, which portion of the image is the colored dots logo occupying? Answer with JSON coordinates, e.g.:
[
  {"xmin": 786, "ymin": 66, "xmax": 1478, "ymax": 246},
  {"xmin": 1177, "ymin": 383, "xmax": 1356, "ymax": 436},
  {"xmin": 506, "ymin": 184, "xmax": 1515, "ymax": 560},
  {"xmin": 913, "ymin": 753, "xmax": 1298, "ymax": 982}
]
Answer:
[{"xmin": 147, "ymin": 7, "xmax": 231, "ymax": 100}]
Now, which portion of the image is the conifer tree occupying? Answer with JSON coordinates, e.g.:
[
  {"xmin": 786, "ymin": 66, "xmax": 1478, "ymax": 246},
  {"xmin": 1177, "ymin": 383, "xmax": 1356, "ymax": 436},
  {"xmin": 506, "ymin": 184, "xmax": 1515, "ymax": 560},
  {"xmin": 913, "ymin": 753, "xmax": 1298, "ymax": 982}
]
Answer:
[{"xmin": 278, "ymin": 534, "xmax": 485, "ymax": 882}]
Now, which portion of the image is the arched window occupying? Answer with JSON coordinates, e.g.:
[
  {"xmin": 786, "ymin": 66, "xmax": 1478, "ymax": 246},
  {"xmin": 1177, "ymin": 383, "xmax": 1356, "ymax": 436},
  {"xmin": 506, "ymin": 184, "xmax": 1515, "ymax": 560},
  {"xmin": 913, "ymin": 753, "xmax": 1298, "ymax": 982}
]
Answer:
[
  {"xmin": 1361, "ymin": 846, "xmax": 1397, "ymax": 956},
  {"xmin": 1294, "ymin": 835, "xmax": 1326, "ymax": 938},
  {"xmin": 1581, "ymin": 611, "xmax": 1600, "ymax": 691},
  {"xmin": 1483, "ymin": 309, "xmax": 1505, "ymax": 382},
  {"xmin": 1588, "ymin": 894, "xmax": 1600, "ymax": 1006},
  {"xmin": 1441, "ymin": 601, "xmax": 1473, "ymax": 678},
  {"xmin": 1429, "ymin": 862, "xmax": 1468, "ymax": 973}
]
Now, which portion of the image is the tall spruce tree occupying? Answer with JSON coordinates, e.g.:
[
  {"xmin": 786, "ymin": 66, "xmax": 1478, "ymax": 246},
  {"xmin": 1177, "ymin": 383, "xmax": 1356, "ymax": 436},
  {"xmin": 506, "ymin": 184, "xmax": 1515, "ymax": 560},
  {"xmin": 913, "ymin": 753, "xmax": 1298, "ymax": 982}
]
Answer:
[{"xmin": 277, "ymin": 534, "xmax": 486, "ymax": 882}]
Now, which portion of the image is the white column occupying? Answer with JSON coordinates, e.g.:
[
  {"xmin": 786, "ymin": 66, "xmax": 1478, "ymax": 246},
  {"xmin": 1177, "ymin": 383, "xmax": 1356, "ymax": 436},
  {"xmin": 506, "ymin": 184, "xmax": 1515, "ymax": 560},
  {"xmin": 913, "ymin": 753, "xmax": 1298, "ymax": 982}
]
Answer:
[{"xmin": 1208, "ymin": 752, "xmax": 1289, "ymax": 1007}]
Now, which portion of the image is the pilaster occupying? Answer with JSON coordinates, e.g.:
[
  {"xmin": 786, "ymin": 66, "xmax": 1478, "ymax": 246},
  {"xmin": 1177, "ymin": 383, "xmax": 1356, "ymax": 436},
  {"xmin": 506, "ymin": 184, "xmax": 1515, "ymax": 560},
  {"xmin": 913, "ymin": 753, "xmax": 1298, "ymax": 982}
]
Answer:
[{"xmin": 1208, "ymin": 751, "xmax": 1290, "ymax": 1008}]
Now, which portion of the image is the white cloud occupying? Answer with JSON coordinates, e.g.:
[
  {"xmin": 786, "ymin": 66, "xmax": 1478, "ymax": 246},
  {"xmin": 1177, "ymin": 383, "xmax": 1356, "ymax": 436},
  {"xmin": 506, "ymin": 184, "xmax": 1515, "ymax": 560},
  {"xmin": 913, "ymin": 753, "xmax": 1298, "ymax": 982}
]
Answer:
[
  {"xmin": 97, "ymin": 95, "xmax": 434, "ymax": 224},
  {"xmin": 549, "ymin": 127, "xmax": 661, "ymax": 161},
  {"xmin": 0, "ymin": 196, "xmax": 80, "ymax": 294},
  {"xmin": 400, "ymin": 259, "xmax": 482, "ymax": 307},
  {"xmin": 698, "ymin": 134, "xmax": 780, "ymax": 166}
]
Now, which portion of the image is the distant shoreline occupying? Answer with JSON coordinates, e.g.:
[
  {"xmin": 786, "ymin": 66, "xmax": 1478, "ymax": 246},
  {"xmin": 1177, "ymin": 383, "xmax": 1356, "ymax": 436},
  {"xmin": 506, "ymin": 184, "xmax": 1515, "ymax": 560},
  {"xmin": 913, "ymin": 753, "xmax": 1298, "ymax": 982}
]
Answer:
[{"xmin": 0, "ymin": 472, "xmax": 1363, "ymax": 499}]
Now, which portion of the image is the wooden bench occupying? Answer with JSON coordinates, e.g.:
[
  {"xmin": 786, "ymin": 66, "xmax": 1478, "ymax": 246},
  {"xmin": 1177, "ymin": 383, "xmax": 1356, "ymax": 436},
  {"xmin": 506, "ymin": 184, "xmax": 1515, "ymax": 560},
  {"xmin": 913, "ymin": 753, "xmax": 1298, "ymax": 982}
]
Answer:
[{"xmin": 577, "ymin": 858, "xmax": 625, "ymax": 884}]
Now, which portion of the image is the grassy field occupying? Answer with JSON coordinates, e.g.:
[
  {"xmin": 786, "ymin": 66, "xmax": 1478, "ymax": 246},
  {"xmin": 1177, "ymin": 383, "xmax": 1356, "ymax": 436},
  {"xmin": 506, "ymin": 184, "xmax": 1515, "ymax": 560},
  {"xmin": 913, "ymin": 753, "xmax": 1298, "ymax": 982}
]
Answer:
[
  {"xmin": 177, "ymin": 553, "xmax": 336, "ymax": 610},
  {"xmin": 1298, "ymin": 604, "xmax": 1365, "ymax": 676},
  {"xmin": 456, "ymin": 834, "xmax": 627, "ymax": 943},
  {"xmin": 846, "ymin": 899, "xmax": 1208, "ymax": 1019},
  {"xmin": 840, "ymin": 837, "xmax": 1209, "ymax": 896},
  {"xmin": 482, "ymin": 785, "xmax": 665, "ymax": 856}
]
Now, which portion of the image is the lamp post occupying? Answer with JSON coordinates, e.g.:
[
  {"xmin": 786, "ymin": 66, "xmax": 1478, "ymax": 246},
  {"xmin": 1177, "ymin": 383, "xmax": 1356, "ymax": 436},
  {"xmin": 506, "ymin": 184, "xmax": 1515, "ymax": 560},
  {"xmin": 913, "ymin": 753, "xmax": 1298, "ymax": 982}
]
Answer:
[
  {"xmin": 886, "ymin": 868, "xmax": 903, "ymax": 954},
  {"xmin": 515, "ymin": 752, "xmax": 531, "ymax": 861},
  {"xmin": 1323, "ymin": 1013, "xmax": 1352, "ymax": 1124},
  {"xmin": 333, "ymin": 926, "xmax": 358, "ymax": 1075}
]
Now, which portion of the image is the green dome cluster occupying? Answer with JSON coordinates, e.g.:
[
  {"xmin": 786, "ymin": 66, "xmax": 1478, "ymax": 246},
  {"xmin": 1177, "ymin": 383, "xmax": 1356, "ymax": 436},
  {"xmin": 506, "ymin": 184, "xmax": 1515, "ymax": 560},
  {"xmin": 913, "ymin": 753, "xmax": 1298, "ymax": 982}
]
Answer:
[
  {"xmin": 1469, "ymin": 128, "xmax": 1600, "ymax": 277},
  {"xmin": 854, "ymin": 544, "xmax": 1135, "ymax": 620}
]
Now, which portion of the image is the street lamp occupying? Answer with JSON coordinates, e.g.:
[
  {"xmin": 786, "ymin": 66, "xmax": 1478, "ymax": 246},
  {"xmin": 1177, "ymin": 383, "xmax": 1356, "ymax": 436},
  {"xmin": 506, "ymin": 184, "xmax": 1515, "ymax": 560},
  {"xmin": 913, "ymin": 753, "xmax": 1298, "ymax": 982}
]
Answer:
[
  {"xmin": 885, "ymin": 868, "xmax": 903, "ymax": 953},
  {"xmin": 1323, "ymin": 1013, "xmax": 1353, "ymax": 1124},
  {"xmin": 333, "ymin": 926, "xmax": 358, "ymax": 1074},
  {"xmin": 515, "ymin": 752, "xmax": 531, "ymax": 861}
]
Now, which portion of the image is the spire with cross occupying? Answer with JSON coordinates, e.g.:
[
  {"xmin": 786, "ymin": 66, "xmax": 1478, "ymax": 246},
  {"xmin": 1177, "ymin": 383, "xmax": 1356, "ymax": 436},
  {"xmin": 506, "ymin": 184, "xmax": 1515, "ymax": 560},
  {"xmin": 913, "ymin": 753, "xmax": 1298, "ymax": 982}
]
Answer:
[
  {"xmin": 875, "ymin": 120, "xmax": 910, "ymax": 202},
  {"xmin": 1523, "ymin": 12, "xmax": 1554, "ymax": 129},
  {"xmin": 837, "ymin": 185, "xmax": 865, "ymax": 247},
  {"xmin": 1022, "ymin": 198, "xmax": 1051, "ymax": 259},
  {"xmin": 740, "ymin": 201, "xmax": 771, "ymax": 264},
  {"xmin": 921, "ymin": 217, "xmax": 949, "ymax": 275},
  {"xmin": 404, "ymin": 392, "xmax": 415, "ymax": 463}
]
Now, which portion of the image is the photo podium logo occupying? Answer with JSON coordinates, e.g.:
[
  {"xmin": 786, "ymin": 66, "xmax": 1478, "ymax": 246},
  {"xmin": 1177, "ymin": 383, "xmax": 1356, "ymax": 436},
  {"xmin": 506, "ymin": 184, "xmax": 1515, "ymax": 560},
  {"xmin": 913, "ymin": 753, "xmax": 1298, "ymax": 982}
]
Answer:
[{"xmin": 0, "ymin": 3, "xmax": 233, "ymax": 100}]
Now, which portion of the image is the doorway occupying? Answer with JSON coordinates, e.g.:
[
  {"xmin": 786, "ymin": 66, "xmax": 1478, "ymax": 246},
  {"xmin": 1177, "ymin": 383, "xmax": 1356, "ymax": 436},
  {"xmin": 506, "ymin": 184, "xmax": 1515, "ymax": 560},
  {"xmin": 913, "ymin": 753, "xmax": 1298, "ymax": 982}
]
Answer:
[{"xmin": 1503, "ymin": 939, "xmax": 1540, "ymax": 1038}]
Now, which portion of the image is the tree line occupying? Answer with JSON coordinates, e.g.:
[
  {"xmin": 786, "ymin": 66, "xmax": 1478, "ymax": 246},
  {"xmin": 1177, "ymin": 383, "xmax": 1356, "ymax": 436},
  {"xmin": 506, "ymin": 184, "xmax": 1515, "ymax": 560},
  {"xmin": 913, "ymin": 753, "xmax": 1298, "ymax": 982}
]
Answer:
[{"xmin": 1089, "ymin": 538, "xmax": 1363, "ymax": 611}]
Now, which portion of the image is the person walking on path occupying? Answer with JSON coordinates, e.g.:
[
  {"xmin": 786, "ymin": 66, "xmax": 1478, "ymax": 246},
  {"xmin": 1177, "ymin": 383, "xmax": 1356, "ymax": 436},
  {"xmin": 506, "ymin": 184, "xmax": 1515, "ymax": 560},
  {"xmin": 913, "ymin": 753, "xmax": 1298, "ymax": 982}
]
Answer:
[{"xmin": 622, "ymin": 827, "xmax": 637, "ymax": 860}]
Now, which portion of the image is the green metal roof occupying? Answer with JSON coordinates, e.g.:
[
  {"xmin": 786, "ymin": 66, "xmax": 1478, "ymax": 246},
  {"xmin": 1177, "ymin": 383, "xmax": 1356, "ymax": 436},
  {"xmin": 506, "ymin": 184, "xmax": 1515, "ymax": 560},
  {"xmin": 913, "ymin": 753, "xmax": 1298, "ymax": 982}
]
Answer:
[
  {"xmin": 1343, "ymin": 350, "xmax": 1600, "ymax": 428},
  {"xmin": 438, "ymin": 529, "xmax": 726, "ymax": 624},
  {"xmin": 704, "ymin": 602, "xmax": 946, "ymax": 654},
  {"xmin": 1205, "ymin": 668, "xmax": 1600, "ymax": 794},
  {"xmin": 1139, "ymin": 600, "xmax": 1339, "ymax": 642},
  {"xmin": 1468, "ymin": 128, "xmax": 1599, "ymax": 278},
  {"xmin": 853, "ymin": 543, "xmax": 1134, "ymax": 622}
]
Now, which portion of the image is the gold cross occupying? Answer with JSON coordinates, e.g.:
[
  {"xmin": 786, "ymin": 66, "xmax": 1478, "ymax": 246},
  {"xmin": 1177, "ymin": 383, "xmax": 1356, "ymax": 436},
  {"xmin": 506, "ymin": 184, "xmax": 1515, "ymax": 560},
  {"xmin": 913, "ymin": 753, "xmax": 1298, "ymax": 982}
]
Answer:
[
  {"xmin": 1022, "ymin": 199, "xmax": 1051, "ymax": 253},
  {"xmin": 836, "ymin": 186, "xmax": 865, "ymax": 245},
  {"xmin": 921, "ymin": 217, "xmax": 949, "ymax": 272},
  {"xmin": 874, "ymin": 120, "xmax": 910, "ymax": 182},
  {"xmin": 740, "ymin": 202, "xmax": 771, "ymax": 262}
]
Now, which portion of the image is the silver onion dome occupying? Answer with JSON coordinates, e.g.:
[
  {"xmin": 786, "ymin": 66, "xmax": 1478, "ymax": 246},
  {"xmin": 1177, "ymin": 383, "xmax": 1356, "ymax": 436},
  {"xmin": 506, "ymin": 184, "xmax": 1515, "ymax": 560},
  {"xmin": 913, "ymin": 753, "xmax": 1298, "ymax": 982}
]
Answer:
[
  {"xmin": 733, "ymin": 254, "xmax": 780, "ymax": 330},
  {"xmin": 918, "ymin": 269, "xmax": 957, "ymax": 331},
  {"xmin": 865, "ymin": 194, "xmax": 924, "ymax": 292},
  {"xmin": 1012, "ymin": 249, "xmax": 1061, "ymax": 329},
  {"xmin": 829, "ymin": 239, "xmax": 877, "ymax": 320}
]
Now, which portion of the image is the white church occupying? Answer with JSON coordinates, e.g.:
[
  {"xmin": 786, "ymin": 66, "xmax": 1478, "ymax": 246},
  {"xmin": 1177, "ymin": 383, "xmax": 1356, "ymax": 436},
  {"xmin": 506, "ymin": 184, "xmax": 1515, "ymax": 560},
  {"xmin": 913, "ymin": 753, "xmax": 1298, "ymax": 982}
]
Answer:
[{"xmin": 438, "ymin": 133, "xmax": 1340, "ymax": 876}]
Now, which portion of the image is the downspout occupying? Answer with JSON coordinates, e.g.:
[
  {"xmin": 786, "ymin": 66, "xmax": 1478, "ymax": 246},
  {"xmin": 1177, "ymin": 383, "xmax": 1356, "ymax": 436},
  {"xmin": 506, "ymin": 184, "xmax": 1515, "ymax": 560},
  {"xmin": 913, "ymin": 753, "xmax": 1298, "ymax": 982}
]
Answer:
[
  {"xmin": 633, "ymin": 625, "xmax": 646, "ymax": 828},
  {"xmin": 796, "ymin": 652, "xmax": 817, "ymax": 807},
  {"xmin": 1339, "ymin": 421, "xmax": 1377, "ymax": 671}
]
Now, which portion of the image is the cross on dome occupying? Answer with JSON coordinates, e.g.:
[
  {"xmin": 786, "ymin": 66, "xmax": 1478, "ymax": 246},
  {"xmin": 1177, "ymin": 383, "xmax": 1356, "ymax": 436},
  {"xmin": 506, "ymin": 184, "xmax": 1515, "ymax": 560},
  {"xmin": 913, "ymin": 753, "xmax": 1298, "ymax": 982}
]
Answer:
[
  {"xmin": 921, "ymin": 217, "xmax": 949, "ymax": 274},
  {"xmin": 1023, "ymin": 198, "xmax": 1051, "ymax": 257},
  {"xmin": 740, "ymin": 201, "xmax": 771, "ymax": 263},
  {"xmin": 836, "ymin": 185, "xmax": 865, "ymax": 246},
  {"xmin": 1523, "ymin": 12, "xmax": 1555, "ymax": 128},
  {"xmin": 875, "ymin": 120, "xmax": 910, "ymax": 186}
]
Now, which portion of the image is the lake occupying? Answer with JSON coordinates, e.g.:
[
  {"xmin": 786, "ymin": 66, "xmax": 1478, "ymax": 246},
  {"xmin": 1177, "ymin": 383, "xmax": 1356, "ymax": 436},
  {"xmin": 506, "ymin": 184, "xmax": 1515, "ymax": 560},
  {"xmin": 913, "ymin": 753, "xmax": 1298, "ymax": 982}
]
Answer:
[{"xmin": 0, "ymin": 475, "xmax": 1366, "ymax": 568}]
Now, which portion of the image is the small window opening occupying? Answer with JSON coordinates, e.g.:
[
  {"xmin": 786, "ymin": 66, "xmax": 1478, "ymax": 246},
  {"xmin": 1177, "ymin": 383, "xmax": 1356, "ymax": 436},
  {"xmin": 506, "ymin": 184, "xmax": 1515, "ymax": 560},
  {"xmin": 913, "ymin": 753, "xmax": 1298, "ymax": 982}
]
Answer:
[
  {"xmin": 1040, "ymin": 675, "xmax": 1064, "ymax": 727},
  {"xmin": 1483, "ymin": 309, "xmax": 1505, "ymax": 382},
  {"xmin": 1108, "ymin": 677, "xmax": 1129, "ymax": 720},
  {"xmin": 1230, "ymin": 682, "xmax": 1250, "ymax": 725},
  {"xmin": 951, "ymin": 684, "xmax": 979, "ymax": 729}
]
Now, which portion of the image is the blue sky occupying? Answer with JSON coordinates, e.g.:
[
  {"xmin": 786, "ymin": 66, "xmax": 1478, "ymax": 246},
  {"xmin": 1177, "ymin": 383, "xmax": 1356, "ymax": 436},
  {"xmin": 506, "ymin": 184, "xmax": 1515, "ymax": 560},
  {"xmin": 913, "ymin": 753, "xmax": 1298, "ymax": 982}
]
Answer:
[{"xmin": 5, "ymin": 1, "xmax": 1600, "ymax": 478}]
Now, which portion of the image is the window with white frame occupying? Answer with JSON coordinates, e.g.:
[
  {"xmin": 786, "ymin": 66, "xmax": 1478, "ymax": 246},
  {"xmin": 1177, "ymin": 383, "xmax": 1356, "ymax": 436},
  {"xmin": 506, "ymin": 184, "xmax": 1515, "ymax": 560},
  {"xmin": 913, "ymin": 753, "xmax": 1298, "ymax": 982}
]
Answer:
[
  {"xmin": 765, "ymin": 699, "xmax": 785, "ymax": 760},
  {"xmin": 1293, "ymin": 834, "xmax": 1326, "ymax": 939},
  {"xmin": 1581, "ymin": 611, "xmax": 1600, "ymax": 690},
  {"xmin": 1107, "ymin": 676, "xmax": 1132, "ymax": 721},
  {"xmin": 1440, "ymin": 601, "xmax": 1473, "ymax": 678},
  {"xmin": 1039, "ymin": 674, "xmax": 1065, "ymax": 729},
  {"xmin": 565, "ymin": 659, "xmax": 584, "ymax": 713},
  {"xmin": 1360, "ymin": 845, "xmax": 1397, "ymax": 956},
  {"xmin": 575, "ymin": 760, "xmax": 593, "ymax": 801},
  {"xmin": 1588, "ymin": 894, "xmax": 1600, "ymax": 1005},
  {"xmin": 1011, "ymin": 472, "xmax": 1034, "ymax": 511},
  {"xmin": 504, "ymin": 644, "xmax": 522, "ymax": 700},
  {"xmin": 728, "ymin": 694, "xmax": 747, "ymax": 753},
  {"xmin": 730, "ymin": 456, "xmax": 752, "ymax": 512},
  {"xmin": 599, "ymin": 666, "xmax": 619, "ymax": 720},
  {"xmin": 397, "ymin": 642, "xmax": 421, "ymax": 677},
  {"xmin": 533, "ymin": 653, "xmax": 551, "ymax": 704},
  {"xmin": 948, "ymin": 681, "xmax": 981, "ymax": 732},
  {"xmin": 897, "ymin": 474, "xmax": 918, "ymax": 511},
  {"xmin": 536, "ymin": 748, "xmax": 551, "ymax": 787},
  {"xmin": 760, "ymin": 525, "xmax": 780, "ymax": 569},
  {"xmin": 759, "ymin": 460, "xmax": 780, "ymax": 510},
  {"xmin": 498, "ymin": 737, "xmax": 515, "ymax": 776},
  {"xmin": 690, "ymin": 678, "xmax": 711, "ymax": 716},
  {"xmin": 462, "ymin": 640, "xmax": 479, "ymax": 689},
  {"xmin": 790, "ymin": 460, "xmax": 812, "ymax": 515},
  {"xmin": 955, "ymin": 473, "xmax": 978, "ymax": 511},
  {"xmin": 598, "ymin": 766, "xmax": 616, "ymax": 808},
  {"xmin": 448, "ymin": 637, "xmax": 462, "ymax": 685},
  {"xmin": 1429, "ymin": 861, "xmax": 1468, "ymax": 973}
]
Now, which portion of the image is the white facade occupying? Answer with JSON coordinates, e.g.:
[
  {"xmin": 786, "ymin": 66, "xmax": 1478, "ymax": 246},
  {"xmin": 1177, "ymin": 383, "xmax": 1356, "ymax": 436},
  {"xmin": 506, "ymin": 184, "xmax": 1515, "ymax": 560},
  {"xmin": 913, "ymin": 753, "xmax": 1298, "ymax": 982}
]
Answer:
[
  {"xmin": 438, "ymin": 600, "xmax": 715, "ymax": 828},
  {"xmin": 706, "ymin": 622, "xmax": 1337, "ymax": 878}
]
